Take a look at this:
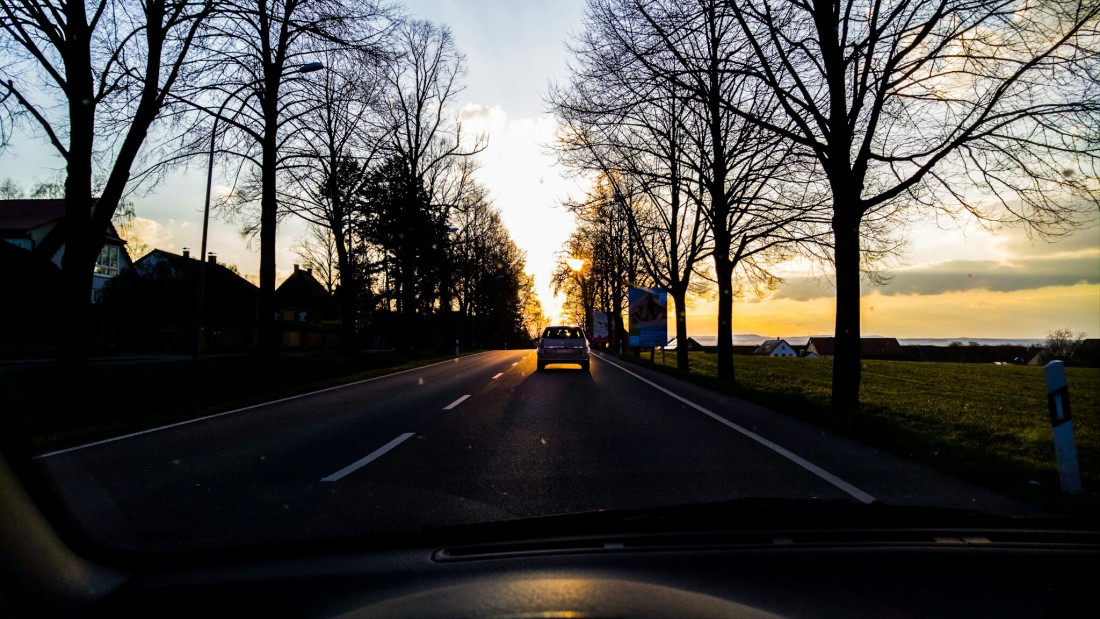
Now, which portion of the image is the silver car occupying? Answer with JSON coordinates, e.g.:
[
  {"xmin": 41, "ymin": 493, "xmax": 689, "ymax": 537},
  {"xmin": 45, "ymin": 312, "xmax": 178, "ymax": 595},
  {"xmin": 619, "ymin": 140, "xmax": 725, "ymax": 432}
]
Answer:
[{"xmin": 536, "ymin": 325, "xmax": 590, "ymax": 371}]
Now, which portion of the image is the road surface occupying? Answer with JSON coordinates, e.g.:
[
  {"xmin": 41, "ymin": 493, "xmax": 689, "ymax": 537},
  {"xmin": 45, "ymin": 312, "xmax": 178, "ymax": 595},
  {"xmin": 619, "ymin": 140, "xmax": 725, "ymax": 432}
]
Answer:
[{"xmin": 35, "ymin": 350, "xmax": 1038, "ymax": 551}]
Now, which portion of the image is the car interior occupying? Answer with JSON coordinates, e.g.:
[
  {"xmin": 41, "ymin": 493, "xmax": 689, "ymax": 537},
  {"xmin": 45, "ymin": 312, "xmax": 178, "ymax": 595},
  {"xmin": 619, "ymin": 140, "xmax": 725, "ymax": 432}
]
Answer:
[{"xmin": 3, "ymin": 449, "xmax": 1098, "ymax": 618}]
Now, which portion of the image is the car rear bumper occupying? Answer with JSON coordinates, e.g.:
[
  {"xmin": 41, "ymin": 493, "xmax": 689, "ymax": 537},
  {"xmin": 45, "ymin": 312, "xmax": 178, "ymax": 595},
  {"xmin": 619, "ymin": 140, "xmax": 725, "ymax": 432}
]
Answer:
[{"xmin": 538, "ymin": 349, "xmax": 590, "ymax": 363}]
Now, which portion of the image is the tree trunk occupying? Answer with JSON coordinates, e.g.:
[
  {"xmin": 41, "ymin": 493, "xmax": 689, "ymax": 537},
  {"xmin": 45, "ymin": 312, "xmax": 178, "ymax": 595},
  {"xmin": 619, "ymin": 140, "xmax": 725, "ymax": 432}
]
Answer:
[
  {"xmin": 60, "ymin": 189, "xmax": 93, "ymax": 369},
  {"xmin": 400, "ymin": 247, "xmax": 417, "ymax": 351},
  {"xmin": 713, "ymin": 251, "xmax": 735, "ymax": 382},
  {"xmin": 706, "ymin": 21, "xmax": 733, "ymax": 383},
  {"xmin": 610, "ymin": 282, "xmax": 625, "ymax": 354},
  {"xmin": 831, "ymin": 210, "xmax": 862, "ymax": 409},
  {"xmin": 333, "ymin": 226, "xmax": 356, "ymax": 353},
  {"xmin": 258, "ymin": 117, "xmax": 279, "ymax": 357},
  {"xmin": 58, "ymin": 6, "xmax": 96, "ymax": 368},
  {"xmin": 672, "ymin": 289, "xmax": 689, "ymax": 371}
]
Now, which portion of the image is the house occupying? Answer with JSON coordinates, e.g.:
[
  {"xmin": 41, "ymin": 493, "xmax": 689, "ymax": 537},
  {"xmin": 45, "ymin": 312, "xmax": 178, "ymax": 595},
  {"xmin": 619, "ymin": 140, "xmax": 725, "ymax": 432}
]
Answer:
[
  {"xmin": 804, "ymin": 337, "xmax": 906, "ymax": 360},
  {"xmin": 274, "ymin": 264, "xmax": 339, "ymax": 350},
  {"xmin": 104, "ymin": 248, "xmax": 258, "ymax": 352},
  {"xmin": 0, "ymin": 239, "xmax": 63, "ymax": 356},
  {"xmin": 1026, "ymin": 349, "xmax": 1054, "ymax": 366},
  {"xmin": 753, "ymin": 339, "xmax": 797, "ymax": 358},
  {"xmin": 0, "ymin": 199, "xmax": 132, "ymax": 303},
  {"xmin": 665, "ymin": 336, "xmax": 707, "ymax": 351}
]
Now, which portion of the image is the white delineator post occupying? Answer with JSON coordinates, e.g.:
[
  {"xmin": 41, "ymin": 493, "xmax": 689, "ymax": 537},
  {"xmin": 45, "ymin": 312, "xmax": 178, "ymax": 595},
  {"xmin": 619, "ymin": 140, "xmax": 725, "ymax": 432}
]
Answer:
[{"xmin": 1044, "ymin": 361, "xmax": 1082, "ymax": 494}]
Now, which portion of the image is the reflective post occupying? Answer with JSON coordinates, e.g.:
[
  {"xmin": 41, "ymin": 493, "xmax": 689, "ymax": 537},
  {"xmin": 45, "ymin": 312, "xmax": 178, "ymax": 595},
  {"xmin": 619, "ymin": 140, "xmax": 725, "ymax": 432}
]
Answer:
[{"xmin": 1044, "ymin": 361, "xmax": 1082, "ymax": 494}]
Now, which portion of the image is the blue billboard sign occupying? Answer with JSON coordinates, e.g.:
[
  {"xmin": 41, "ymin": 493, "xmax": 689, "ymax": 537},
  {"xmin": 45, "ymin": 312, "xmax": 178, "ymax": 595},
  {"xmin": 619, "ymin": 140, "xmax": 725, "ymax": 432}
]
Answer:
[{"xmin": 627, "ymin": 287, "xmax": 668, "ymax": 347}]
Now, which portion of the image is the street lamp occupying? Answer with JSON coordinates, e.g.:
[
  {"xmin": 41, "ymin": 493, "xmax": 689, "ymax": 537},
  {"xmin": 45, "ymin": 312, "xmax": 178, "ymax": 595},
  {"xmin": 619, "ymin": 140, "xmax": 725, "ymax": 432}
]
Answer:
[
  {"xmin": 446, "ymin": 226, "xmax": 460, "ymax": 354},
  {"xmin": 564, "ymin": 256, "xmax": 593, "ymax": 336},
  {"xmin": 192, "ymin": 62, "xmax": 325, "ymax": 362}
]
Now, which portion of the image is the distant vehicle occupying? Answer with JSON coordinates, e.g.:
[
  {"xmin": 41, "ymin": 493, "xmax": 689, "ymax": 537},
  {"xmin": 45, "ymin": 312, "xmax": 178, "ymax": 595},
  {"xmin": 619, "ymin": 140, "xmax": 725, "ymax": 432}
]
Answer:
[{"xmin": 537, "ymin": 325, "xmax": 590, "ymax": 371}]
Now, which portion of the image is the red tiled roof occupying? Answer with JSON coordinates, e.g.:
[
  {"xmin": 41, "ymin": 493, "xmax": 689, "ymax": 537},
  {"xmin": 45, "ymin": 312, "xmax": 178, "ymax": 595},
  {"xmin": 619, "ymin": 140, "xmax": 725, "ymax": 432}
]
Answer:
[
  {"xmin": 0, "ymin": 199, "xmax": 66, "ymax": 230},
  {"xmin": 0, "ymin": 198, "xmax": 126, "ymax": 246}
]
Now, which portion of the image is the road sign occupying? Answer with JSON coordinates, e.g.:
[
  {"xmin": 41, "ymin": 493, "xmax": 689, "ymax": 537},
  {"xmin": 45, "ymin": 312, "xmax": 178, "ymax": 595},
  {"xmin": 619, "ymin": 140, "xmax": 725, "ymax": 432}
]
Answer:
[{"xmin": 1044, "ymin": 361, "xmax": 1081, "ymax": 494}]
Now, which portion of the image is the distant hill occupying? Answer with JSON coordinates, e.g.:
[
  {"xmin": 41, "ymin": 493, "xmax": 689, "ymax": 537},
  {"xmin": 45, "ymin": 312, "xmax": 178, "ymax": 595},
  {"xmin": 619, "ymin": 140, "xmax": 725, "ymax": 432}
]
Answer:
[{"xmin": 683, "ymin": 335, "xmax": 1046, "ymax": 347}]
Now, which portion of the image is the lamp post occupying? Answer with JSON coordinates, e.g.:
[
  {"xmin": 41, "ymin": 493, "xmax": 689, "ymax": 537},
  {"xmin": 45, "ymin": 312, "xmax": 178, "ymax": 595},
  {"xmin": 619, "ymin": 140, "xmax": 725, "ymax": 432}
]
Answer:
[
  {"xmin": 447, "ymin": 226, "xmax": 459, "ymax": 355},
  {"xmin": 191, "ymin": 62, "xmax": 324, "ymax": 362}
]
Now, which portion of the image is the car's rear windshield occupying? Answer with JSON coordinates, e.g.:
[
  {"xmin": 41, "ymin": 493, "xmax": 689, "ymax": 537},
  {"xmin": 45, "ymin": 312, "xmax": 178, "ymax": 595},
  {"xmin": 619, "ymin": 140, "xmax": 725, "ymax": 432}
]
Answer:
[{"xmin": 542, "ymin": 327, "xmax": 584, "ymax": 339}]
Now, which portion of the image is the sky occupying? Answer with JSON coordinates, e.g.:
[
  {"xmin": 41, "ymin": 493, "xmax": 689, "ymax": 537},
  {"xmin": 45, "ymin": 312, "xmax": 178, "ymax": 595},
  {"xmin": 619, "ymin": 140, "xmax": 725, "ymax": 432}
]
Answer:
[{"xmin": 2, "ymin": 0, "xmax": 1097, "ymax": 341}]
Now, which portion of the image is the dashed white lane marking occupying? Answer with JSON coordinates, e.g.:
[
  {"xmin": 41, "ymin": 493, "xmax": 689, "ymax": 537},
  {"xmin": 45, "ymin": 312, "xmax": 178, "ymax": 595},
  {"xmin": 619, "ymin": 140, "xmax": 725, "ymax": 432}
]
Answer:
[
  {"xmin": 444, "ymin": 394, "xmax": 471, "ymax": 410},
  {"xmin": 492, "ymin": 372, "xmax": 504, "ymax": 379},
  {"xmin": 595, "ymin": 354, "xmax": 877, "ymax": 504},
  {"xmin": 35, "ymin": 352, "xmax": 492, "ymax": 459},
  {"xmin": 320, "ymin": 432, "xmax": 416, "ymax": 482}
]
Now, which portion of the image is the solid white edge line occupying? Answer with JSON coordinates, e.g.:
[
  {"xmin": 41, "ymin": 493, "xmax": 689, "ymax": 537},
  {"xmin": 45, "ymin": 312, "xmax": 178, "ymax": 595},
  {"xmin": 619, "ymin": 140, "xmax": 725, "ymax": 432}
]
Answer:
[
  {"xmin": 593, "ymin": 353, "xmax": 877, "ymax": 504},
  {"xmin": 443, "ymin": 394, "xmax": 471, "ymax": 410},
  {"xmin": 320, "ymin": 432, "xmax": 416, "ymax": 482},
  {"xmin": 34, "ymin": 351, "xmax": 495, "ymax": 460},
  {"xmin": 492, "ymin": 372, "xmax": 504, "ymax": 379}
]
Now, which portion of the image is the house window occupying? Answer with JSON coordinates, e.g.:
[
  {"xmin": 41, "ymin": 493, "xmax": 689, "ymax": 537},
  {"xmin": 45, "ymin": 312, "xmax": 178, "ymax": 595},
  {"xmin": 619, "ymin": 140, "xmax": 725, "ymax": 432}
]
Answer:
[
  {"xmin": 95, "ymin": 244, "xmax": 120, "ymax": 277},
  {"xmin": 297, "ymin": 311, "xmax": 308, "ymax": 322}
]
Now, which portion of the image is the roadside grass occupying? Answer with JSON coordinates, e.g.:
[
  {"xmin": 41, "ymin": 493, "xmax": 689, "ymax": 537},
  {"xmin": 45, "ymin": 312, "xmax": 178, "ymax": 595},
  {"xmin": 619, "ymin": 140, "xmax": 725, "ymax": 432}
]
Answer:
[
  {"xmin": 0, "ymin": 349, "xmax": 483, "ymax": 457},
  {"xmin": 616, "ymin": 350, "xmax": 1099, "ymax": 514}
]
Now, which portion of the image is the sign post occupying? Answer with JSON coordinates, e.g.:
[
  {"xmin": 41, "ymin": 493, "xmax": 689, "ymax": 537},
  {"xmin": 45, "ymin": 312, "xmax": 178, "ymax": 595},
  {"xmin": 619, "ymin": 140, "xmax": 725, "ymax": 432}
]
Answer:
[
  {"xmin": 1044, "ymin": 361, "xmax": 1082, "ymax": 494},
  {"xmin": 592, "ymin": 311, "xmax": 609, "ymax": 348}
]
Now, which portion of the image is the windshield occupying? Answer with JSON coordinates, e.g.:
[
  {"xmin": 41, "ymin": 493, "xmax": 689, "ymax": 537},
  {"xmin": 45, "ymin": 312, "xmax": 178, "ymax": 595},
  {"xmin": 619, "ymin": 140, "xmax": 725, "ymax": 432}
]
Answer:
[
  {"xmin": 0, "ymin": 0, "xmax": 1097, "ymax": 555},
  {"xmin": 542, "ymin": 327, "xmax": 585, "ymax": 339}
]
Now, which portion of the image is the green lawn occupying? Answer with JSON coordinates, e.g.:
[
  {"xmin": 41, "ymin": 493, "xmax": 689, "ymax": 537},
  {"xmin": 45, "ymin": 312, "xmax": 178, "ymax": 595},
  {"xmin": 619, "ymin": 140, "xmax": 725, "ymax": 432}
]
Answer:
[{"xmin": 625, "ymin": 351, "xmax": 1099, "ymax": 513}]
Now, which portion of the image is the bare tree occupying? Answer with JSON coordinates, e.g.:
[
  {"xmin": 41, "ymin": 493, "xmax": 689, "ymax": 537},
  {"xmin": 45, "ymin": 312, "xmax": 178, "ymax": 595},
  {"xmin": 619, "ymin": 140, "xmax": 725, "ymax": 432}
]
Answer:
[
  {"xmin": 379, "ymin": 18, "xmax": 484, "ymax": 349},
  {"xmin": 520, "ymin": 273, "xmax": 549, "ymax": 341},
  {"xmin": 1046, "ymin": 328, "xmax": 1087, "ymax": 361},
  {"xmin": 556, "ymin": 0, "xmax": 830, "ymax": 379},
  {"xmin": 190, "ymin": 0, "xmax": 391, "ymax": 355},
  {"xmin": 0, "ymin": 177, "xmax": 23, "ymax": 198},
  {"xmin": 707, "ymin": 0, "xmax": 1100, "ymax": 407},
  {"xmin": 447, "ymin": 185, "xmax": 533, "ymax": 349},
  {"xmin": 552, "ymin": 40, "xmax": 712, "ymax": 368},
  {"xmin": 0, "ymin": 0, "xmax": 214, "ymax": 365},
  {"xmin": 553, "ymin": 178, "xmax": 648, "ymax": 349},
  {"xmin": 291, "ymin": 222, "xmax": 339, "ymax": 293},
  {"xmin": 280, "ymin": 47, "xmax": 390, "ymax": 349}
]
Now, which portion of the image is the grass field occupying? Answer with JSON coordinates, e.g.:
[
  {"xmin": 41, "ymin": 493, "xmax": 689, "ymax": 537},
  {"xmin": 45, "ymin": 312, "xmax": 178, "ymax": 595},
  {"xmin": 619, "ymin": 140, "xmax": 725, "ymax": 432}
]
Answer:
[{"xmin": 623, "ymin": 351, "xmax": 1098, "ymax": 513}]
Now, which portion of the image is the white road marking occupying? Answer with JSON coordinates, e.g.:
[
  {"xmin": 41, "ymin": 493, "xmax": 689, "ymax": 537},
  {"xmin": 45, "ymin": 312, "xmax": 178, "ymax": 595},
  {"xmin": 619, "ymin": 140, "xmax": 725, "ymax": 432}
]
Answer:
[
  {"xmin": 594, "ymin": 353, "xmax": 877, "ymax": 504},
  {"xmin": 320, "ymin": 433, "xmax": 415, "ymax": 482},
  {"xmin": 444, "ymin": 394, "xmax": 471, "ymax": 410},
  {"xmin": 34, "ymin": 352, "xmax": 493, "ymax": 459},
  {"xmin": 492, "ymin": 372, "xmax": 504, "ymax": 379}
]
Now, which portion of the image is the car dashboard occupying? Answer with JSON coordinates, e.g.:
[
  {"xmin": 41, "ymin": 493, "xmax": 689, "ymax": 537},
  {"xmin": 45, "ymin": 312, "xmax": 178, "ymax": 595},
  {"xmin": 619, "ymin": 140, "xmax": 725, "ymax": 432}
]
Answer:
[{"xmin": 3, "ymin": 454, "xmax": 1099, "ymax": 618}]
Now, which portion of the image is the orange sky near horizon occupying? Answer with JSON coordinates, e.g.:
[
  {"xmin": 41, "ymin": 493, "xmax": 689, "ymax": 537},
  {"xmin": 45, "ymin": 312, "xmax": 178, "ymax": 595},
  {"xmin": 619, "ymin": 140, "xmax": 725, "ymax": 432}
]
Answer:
[{"xmin": 669, "ymin": 283, "xmax": 1100, "ymax": 340}]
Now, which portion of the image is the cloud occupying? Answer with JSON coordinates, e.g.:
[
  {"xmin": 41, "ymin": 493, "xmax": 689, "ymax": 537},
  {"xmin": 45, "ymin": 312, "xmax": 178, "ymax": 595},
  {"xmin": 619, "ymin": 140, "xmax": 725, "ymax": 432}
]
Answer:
[
  {"xmin": 455, "ymin": 105, "xmax": 585, "ymax": 322},
  {"xmin": 459, "ymin": 103, "xmax": 497, "ymax": 123},
  {"xmin": 1002, "ymin": 226, "xmax": 1100, "ymax": 258},
  {"xmin": 120, "ymin": 217, "xmax": 173, "ymax": 256},
  {"xmin": 772, "ymin": 253, "xmax": 1100, "ymax": 301}
]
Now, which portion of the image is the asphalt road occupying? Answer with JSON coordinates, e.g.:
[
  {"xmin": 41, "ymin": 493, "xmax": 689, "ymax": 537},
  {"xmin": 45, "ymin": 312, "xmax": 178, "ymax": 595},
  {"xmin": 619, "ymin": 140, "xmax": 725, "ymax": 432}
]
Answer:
[{"xmin": 35, "ymin": 350, "xmax": 1040, "ymax": 551}]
